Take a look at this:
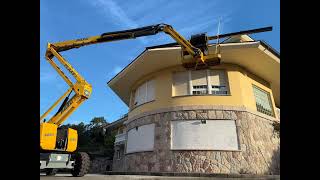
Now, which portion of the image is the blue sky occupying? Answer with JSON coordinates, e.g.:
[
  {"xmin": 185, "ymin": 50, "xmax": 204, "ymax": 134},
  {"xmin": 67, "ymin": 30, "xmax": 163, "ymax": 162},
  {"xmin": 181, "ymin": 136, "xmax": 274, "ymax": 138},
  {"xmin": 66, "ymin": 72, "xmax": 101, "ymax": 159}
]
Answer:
[{"xmin": 40, "ymin": 0, "xmax": 279, "ymax": 124}]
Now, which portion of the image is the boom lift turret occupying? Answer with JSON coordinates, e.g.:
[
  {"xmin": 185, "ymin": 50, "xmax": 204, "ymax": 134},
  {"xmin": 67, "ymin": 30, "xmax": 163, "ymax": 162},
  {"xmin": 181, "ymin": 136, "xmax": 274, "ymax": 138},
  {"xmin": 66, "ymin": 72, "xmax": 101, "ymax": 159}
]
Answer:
[{"xmin": 40, "ymin": 23, "xmax": 272, "ymax": 176}]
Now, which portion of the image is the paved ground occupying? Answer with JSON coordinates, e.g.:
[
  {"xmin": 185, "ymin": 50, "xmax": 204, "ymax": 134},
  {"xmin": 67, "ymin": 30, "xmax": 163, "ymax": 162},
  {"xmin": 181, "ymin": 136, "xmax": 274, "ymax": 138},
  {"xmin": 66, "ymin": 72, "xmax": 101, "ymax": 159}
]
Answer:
[{"xmin": 40, "ymin": 173, "xmax": 279, "ymax": 180}]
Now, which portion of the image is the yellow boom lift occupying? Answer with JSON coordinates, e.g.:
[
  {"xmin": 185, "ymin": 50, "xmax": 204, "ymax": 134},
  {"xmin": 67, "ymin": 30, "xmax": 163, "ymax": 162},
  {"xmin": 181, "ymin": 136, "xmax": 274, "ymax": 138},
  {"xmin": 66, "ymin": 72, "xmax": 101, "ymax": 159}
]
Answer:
[{"xmin": 40, "ymin": 23, "xmax": 272, "ymax": 176}]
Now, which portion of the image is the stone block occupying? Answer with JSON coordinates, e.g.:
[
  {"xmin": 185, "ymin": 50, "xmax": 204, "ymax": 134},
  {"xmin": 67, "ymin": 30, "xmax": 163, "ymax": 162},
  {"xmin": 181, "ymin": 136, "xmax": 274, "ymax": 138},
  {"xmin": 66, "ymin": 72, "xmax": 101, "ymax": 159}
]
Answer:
[
  {"xmin": 194, "ymin": 162, "xmax": 201, "ymax": 172},
  {"xmin": 196, "ymin": 110, "xmax": 208, "ymax": 119},
  {"xmin": 215, "ymin": 152, "xmax": 221, "ymax": 162},
  {"xmin": 241, "ymin": 144, "xmax": 247, "ymax": 151},
  {"xmin": 188, "ymin": 111, "xmax": 196, "ymax": 119},
  {"xmin": 190, "ymin": 156, "xmax": 196, "ymax": 164},
  {"xmin": 176, "ymin": 164, "xmax": 184, "ymax": 172},
  {"xmin": 210, "ymin": 158, "xmax": 219, "ymax": 165},
  {"xmin": 185, "ymin": 161, "xmax": 192, "ymax": 172},
  {"xmin": 220, "ymin": 165, "xmax": 230, "ymax": 173},
  {"xmin": 203, "ymin": 159, "xmax": 210, "ymax": 170},
  {"xmin": 216, "ymin": 110, "xmax": 224, "ymax": 119},
  {"xmin": 208, "ymin": 110, "xmax": 217, "ymax": 119},
  {"xmin": 212, "ymin": 164, "xmax": 220, "ymax": 173},
  {"xmin": 173, "ymin": 111, "xmax": 189, "ymax": 120},
  {"xmin": 223, "ymin": 111, "xmax": 232, "ymax": 119},
  {"xmin": 230, "ymin": 111, "xmax": 238, "ymax": 120}
]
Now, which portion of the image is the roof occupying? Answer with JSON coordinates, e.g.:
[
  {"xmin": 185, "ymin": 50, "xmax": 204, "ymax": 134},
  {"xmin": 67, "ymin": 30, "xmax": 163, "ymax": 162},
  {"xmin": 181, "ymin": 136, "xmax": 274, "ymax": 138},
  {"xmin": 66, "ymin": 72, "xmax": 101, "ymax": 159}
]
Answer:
[
  {"xmin": 107, "ymin": 35, "xmax": 280, "ymax": 107},
  {"xmin": 103, "ymin": 114, "xmax": 127, "ymax": 130},
  {"xmin": 145, "ymin": 34, "xmax": 280, "ymax": 59}
]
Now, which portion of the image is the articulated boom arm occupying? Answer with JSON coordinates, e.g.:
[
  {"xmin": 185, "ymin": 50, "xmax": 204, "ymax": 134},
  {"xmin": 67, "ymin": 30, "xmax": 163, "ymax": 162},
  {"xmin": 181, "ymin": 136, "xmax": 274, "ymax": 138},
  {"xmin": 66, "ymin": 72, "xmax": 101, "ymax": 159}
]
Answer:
[
  {"xmin": 40, "ymin": 24, "xmax": 204, "ymax": 126},
  {"xmin": 45, "ymin": 24, "xmax": 202, "ymax": 59}
]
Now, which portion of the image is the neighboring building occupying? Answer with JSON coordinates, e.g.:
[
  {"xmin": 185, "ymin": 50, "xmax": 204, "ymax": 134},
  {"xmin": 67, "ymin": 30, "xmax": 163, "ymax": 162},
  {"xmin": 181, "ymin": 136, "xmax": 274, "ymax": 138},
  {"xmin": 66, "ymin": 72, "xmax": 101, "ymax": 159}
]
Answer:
[
  {"xmin": 103, "ymin": 114, "xmax": 127, "ymax": 171},
  {"xmin": 107, "ymin": 34, "xmax": 280, "ymax": 175}
]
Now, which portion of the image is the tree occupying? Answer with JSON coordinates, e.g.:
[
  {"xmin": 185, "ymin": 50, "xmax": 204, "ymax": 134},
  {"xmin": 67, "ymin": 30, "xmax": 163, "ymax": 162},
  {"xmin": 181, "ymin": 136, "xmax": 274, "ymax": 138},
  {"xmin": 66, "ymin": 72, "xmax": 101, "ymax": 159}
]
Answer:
[
  {"xmin": 88, "ymin": 117, "xmax": 108, "ymax": 129},
  {"xmin": 103, "ymin": 131, "xmax": 115, "ymax": 157},
  {"xmin": 87, "ymin": 117, "xmax": 108, "ymax": 144},
  {"xmin": 58, "ymin": 117, "xmax": 115, "ymax": 158}
]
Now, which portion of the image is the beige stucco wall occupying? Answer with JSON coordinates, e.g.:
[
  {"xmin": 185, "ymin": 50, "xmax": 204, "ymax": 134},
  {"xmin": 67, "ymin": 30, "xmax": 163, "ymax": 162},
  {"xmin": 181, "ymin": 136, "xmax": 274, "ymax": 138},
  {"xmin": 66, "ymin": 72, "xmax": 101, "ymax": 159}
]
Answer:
[{"xmin": 128, "ymin": 63, "xmax": 278, "ymax": 120}]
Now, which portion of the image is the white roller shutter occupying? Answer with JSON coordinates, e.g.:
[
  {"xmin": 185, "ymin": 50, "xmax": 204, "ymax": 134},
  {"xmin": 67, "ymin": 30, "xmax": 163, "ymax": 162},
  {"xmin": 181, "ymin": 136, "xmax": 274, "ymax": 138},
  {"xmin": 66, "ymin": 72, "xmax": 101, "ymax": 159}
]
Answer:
[
  {"xmin": 191, "ymin": 70, "xmax": 207, "ymax": 86},
  {"xmin": 191, "ymin": 70, "xmax": 208, "ymax": 95},
  {"xmin": 126, "ymin": 123, "xmax": 155, "ymax": 153},
  {"xmin": 146, "ymin": 79, "xmax": 155, "ymax": 102},
  {"xmin": 210, "ymin": 70, "xmax": 227, "ymax": 86},
  {"xmin": 139, "ymin": 82, "xmax": 147, "ymax": 105},
  {"xmin": 210, "ymin": 70, "xmax": 228, "ymax": 95},
  {"xmin": 171, "ymin": 120, "xmax": 239, "ymax": 150},
  {"xmin": 134, "ymin": 79, "xmax": 155, "ymax": 106},
  {"xmin": 173, "ymin": 71, "xmax": 189, "ymax": 96},
  {"xmin": 134, "ymin": 87, "xmax": 140, "ymax": 106}
]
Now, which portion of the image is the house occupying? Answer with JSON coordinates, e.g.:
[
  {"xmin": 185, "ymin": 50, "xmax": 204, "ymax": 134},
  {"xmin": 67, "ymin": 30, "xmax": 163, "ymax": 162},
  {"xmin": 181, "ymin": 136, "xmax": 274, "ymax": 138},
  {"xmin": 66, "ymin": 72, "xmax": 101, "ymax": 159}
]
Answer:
[
  {"xmin": 107, "ymin": 34, "xmax": 280, "ymax": 174},
  {"xmin": 103, "ymin": 114, "xmax": 127, "ymax": 171}
]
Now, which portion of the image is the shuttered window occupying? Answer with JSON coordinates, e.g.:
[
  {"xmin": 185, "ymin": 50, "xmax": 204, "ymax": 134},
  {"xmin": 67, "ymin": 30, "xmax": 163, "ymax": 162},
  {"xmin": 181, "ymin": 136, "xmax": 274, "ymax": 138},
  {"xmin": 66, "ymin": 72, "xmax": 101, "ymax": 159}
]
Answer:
[
  {"xmin": 138, "ymin": 82, "xmax": 146, "ymax": 105},
  {"xmin": 173, "ymin": 70, "xmax": 229, "ymax": 96},
  {"xmin": 209, "ymin": 70, "xmax": 228, "ymax": 95},
  {"xmin": 146, "ymin": 79, "xmax": 155, "ymax": 102},
  {"xmin": 126, "ymin": 124, "xmax": 155, "ymax": 153},
  {"xmin": 253, "ymin": 85, "xmax": 274, "ymax": 117},
  {"xmin": 171, "ymin": 120, "xmax": 239, "ymax": 150},
  {"xmin": 133, "ymin": 79, "xmax": 155, "ymax": 107},
  {"xmin": 173, "ymin": 71, "xmax": 189, "ymax": 96},
  {"xmin": 191, "ymin": 70, "xmax": 208, "ymax": 95}
]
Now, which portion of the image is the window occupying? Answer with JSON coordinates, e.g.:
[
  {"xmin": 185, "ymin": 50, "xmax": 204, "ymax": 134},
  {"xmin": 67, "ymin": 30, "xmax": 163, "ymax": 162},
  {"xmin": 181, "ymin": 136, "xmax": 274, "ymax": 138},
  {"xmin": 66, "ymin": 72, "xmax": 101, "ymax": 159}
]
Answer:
[
  {"xmin": 117, "ymin": 127, "xmax": 123, "ymax": 135},
  {"xmin": 173, "ymin": 70, "xmax": 229, "ymax": 96},
  {"xmin": 192, "ymin": 85, "xmax": 208, "ymax": 95},
  {"xmin": 126, "ymin": 124, "xmax": 155, "ymax": 153},
  {"xmin": 253, "ymin": 85, "xmax": 274, "ymax": 117},
  {"xmin": 210, "ymin": 70, "xmax": 228, "ymax": 95},
  {"xmin": 191, "ymin": 70, "xmax": 208, "ymax": 95},
  {"xmin": 171, "ymin": 120, "xmax": 239, "ymax": 150},
  {"xmin": 116, "ymin": 150, "xmax": 120, "ymax": 160},
  {"xmin": 133, "ymin": 79, "xmax": 155, "ymax": 107},
  {"xmin": 172, "ymin": 71, "xmax": 189, "ymax": 96}
]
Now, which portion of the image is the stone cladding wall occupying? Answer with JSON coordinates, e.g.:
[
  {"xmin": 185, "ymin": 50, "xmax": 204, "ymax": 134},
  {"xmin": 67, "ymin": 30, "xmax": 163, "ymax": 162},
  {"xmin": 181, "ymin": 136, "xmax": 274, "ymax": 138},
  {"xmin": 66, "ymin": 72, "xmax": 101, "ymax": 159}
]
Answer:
[{"xmin": 113, "ymin": 106, "xmax": 280, "ymax": 175}]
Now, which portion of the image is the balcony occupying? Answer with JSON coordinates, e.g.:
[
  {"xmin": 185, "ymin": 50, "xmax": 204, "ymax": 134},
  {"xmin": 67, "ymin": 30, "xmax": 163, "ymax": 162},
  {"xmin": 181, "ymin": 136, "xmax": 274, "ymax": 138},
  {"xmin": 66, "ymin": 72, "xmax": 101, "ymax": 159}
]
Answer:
[{"xmin": 114, "ymin": 133, "xmax": 126, "ymax": 145}]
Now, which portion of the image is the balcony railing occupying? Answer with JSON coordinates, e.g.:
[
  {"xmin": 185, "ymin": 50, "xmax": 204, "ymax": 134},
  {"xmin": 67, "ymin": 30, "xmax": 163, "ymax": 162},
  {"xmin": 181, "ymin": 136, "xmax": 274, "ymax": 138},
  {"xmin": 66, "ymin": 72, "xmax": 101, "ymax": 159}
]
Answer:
[{"xmin": 114, "ymin": 133, "xmax": 126, "ymax": 145}]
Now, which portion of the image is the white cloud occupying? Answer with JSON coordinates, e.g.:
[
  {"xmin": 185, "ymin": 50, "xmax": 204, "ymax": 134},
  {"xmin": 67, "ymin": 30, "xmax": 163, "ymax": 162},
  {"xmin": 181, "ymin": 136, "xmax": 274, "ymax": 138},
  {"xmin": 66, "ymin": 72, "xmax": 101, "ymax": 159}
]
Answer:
[
  {"xmin": 88, "ymin": 0, "xmax": 149, "ymax": 44},
  {"xmin": 112, "ymin": 66, "xmax": 123, "ymax": 75},
  {"xmin": 105, "ymin": 65, "xmax": 125, "ymax": 81},
  {"xmin": 92, "ymin": 0, "xmax": 137, "ymax": 28},
  {"xmin": 86, "ymin": 0, "xmax": 233, "ymax": 47}
]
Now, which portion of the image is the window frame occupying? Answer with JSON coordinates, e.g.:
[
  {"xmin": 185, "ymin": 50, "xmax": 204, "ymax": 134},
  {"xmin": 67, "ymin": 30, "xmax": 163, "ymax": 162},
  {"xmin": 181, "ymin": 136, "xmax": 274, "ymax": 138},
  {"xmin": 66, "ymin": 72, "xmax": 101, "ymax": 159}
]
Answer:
[
  {"xmin": 173, "ymin": 69, "xmax": 230, "ymax": 97},
  {"xmin": 170, "ymin": 120, "xmax": 240, "ymax": 151},
  {"xmin": 252, "ymin": 84, "xmax": 275, "ymax": 117},
  {"xmin": 126, "ymin": 123, "xmax": 155, "ymax": 154},
  {"xmin": 132, "ymin": 79, "xmax": 155, "ymax": 108},
  {"xmin": 116, "ymin": 150, "xmax": 121, "ymax": 160}
]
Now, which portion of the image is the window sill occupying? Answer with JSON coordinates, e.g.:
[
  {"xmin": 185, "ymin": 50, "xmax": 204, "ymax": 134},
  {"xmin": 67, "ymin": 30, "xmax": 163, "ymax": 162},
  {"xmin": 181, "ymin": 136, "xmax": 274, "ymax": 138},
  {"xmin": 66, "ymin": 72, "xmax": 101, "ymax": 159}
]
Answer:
[
  {"xmin": 130, "ymin": 100, "xmax": 155, "ymax": 111},
  {"xmin": 125, "ymin": 150, "xmax": 154, "ymax": 155},
  {"xmin": 256, "ymin": 110, "xmax": 276, "ymax": 119},
  {"xmin": 172, "ymin": 94, "xmax": 232, "ymax": 98}
]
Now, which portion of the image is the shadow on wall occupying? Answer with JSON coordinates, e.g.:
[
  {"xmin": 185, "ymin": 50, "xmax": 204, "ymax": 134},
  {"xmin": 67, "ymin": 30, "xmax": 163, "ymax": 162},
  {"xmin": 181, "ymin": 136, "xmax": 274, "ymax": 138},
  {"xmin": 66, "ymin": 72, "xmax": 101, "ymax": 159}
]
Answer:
[{"xmin": 268, "ymin": 146, "xmax": 280, "ymax": 175}]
